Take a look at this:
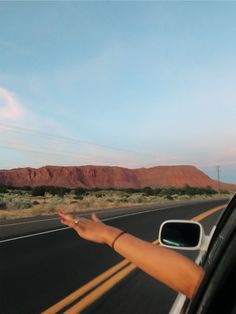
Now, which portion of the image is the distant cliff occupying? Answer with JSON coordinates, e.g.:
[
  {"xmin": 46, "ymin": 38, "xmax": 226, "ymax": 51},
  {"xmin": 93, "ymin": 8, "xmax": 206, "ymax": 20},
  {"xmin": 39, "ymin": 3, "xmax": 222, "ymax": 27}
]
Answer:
[{"xmin": 0, "ymin": 165, "xmax": 235, "ymax": 190}]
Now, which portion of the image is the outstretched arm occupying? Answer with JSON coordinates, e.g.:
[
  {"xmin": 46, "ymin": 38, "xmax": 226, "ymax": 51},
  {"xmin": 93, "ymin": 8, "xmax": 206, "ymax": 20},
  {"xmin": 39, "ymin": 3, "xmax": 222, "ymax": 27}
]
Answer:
[{"xmin": 58, "ymin": 210, "xmax": 204, "ymax": 299}]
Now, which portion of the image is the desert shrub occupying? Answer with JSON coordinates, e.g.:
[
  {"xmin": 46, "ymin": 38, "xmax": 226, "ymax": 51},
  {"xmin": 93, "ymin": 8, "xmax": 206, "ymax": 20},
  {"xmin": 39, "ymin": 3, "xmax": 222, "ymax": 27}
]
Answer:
[
  {"xmin": 123, "ymin": 192, "xmax": 144, "ymax": 203},
  {"xmin": 74, "ymin": 195, "xmax": 84, "ymax": 200},
  {"xmin": 151, "ymin": 188, "xmax": 162, "ymax": 195},
  {"xmin": 32, "ymin": 201, "xmax": 40, "ymax": 206},
  {"xmin": 182, "ymin": 185, "xmax": 199, "ymax": 195},
  {"xmin": 180, "ymin": 185, "xmax": 217, "ymax": 196},
  {"xmin": 219, "ymin": 190, "xmax": 230, "ymax": 194},
  {"xmin": 92, "ymin": 187, "xmax": 102, "ymax": 192},
  {"xmin": 165, "ymin": 195, "xmax": 174, "ymax": 200},
  {"xmin": 31, "ymin": 186, "xmax": 70, "ymax": 197},
  {"xmin": 45, "ymin": 187, "xmax": 57, "ymax": 196},
  {"xmin": 12, "ymin": 190, "xmax": 24, "ymax": 195},
  {"xmin": 32, "ymin": 186, "xmax": 46, "ymax": 197},
  {"xmin": 74, "ymin": 188, "xmax": 87, "ymax": 197},
  {"xmin": 46, "ymin": 186, "xmax": 70, "ymax": 197},
  {"xmin": 12, "ymin": 200, "xmax": 32, "ymax": 209},
  {"xmin": 121, "ymin": 188, "xmax": 139, "ymax": 194},
  {"xmin": 141, "ymin": 187, "xmax": 164, "ymax": 196},
  {"xmin": 55, "ymin": 187, "xmax": 69, "ymax": 197},
  {"xmin": 142, "ymin": 187, "xmax": 154, "ymax": 196},
  {"xmin": 0, "ymin": 186, "xmax": 8, "ymax": 193},
  {"xmin": 117, "ymin": 196, "xmax": 128, "ymax": 203},
  {"xmin": 204, "ymin": 186, "xmax": 218, "ymax": 195},
  {"xmin": 94, "ymin": 192, "xmax": 104, "ymax": 198},
  {"xmin": 128, "ymin": 196, "xmax": 144, "ymax": 203},
  {"xmin": 106, "ymin": 197, "xmax": 115, "ymax": 202},
  {"xmin": 0, "ymin": 199, "xmax": 7, "ymax": 210},
  {"xmin": 159, "ymin": 188, "xmax": 171, "ymax": 197},
  {"xmin": 22, "ymin": 186, "xmax": 32, "ymax": 191}
]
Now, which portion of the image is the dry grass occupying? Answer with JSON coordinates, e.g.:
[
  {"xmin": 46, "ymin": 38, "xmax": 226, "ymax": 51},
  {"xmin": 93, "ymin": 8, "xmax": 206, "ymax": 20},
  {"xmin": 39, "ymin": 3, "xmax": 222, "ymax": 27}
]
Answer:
[{"xmin": 0, "ymin": 190, "xmax": 231, "ymax": 220}]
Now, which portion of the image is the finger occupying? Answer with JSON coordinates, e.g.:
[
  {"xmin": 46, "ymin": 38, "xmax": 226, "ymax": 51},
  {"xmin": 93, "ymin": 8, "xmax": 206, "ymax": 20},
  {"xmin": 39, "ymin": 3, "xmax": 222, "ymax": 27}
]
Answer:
[
  {"xmin": 58, "ymin": 210, "xmax": 67, "ymax": 218},
  {"xmin": 62, "ymin": 219, "xmax": 86, "ymax": 237},
  {"xmin": 61, "ymin": 218, "xmax": 74, "ymax": 228},
  {"xmin": 61, "ymin": 217, "xmax": 83, "ymax": 230},
  {"xmin": 58, "ymin": 210, "xmax": 75, "ymax": 223},
  {"xmin": 92, "ymin": 212, "xmax": 101, "ymax": 222}
]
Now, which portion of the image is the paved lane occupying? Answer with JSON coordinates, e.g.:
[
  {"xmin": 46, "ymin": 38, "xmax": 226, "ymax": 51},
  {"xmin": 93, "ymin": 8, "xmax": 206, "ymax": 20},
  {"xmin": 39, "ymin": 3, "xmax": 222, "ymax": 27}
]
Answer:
[
  {"xmin": 0, "ymin": 199, "xmax": 227, "ymax": 314},
  {"xmin": 83, "ymin": 208, "xmax": 223, "ymax": 314}
]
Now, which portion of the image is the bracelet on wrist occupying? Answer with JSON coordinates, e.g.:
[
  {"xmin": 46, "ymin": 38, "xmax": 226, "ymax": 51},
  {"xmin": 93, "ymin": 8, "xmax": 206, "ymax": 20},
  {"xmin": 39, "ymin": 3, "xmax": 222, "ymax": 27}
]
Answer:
[{"xmin": 111, "ymin": 231, "xmax": 126, "ymax": 249}]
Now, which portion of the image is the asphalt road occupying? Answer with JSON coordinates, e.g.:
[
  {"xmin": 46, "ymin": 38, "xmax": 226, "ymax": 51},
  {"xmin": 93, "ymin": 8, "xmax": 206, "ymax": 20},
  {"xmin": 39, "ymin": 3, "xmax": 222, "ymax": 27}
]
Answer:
[{"xmin": 0, "ymin": 199, "xmax": 228, "ymax": 314}]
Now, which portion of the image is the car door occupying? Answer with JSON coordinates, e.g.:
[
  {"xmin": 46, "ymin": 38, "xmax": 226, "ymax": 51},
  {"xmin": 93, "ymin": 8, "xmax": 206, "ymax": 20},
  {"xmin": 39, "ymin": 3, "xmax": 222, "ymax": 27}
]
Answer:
[{"xmin": 186, "ymin": 195, "xmax": 236, "ymax": 314}]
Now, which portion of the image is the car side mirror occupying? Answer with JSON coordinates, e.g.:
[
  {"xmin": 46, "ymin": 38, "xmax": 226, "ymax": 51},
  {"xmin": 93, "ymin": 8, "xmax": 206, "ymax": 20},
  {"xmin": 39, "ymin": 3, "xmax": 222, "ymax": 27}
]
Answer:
[{"xmin": 159, "ymin": 220, "xmax": 206, "ymax": 250}]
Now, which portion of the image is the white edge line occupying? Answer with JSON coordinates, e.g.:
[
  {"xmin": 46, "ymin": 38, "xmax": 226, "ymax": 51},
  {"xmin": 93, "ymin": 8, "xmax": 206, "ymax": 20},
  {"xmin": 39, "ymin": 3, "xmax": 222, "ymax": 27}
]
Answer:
[
  {"xmin": 0, "ymin": 205, "xmax": 180, "ymax": 244},
  {"xmin": 102, "ymin": 204, "xmax": 180, "ymax": 222},
  {"xmin": 0, "ymin": 217, "xmax": 60, "ymax": 227},
  {"xmin": 0, "ymin": 227, "xmax": 71, "ymax": 243}
]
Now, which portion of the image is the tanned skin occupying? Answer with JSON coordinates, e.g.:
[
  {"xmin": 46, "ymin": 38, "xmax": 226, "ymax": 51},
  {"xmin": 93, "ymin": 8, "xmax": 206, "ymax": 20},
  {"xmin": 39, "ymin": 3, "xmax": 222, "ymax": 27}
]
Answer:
[{"xmin": 58, "ymin": 211, "xmax": 204, "ymax": 299}]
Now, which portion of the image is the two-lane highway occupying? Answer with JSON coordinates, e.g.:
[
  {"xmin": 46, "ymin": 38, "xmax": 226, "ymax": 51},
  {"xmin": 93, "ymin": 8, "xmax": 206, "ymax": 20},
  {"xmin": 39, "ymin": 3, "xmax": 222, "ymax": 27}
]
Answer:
[{"xmin": 0, "ymin": 199, "xmax": 228, "ymax": 314}]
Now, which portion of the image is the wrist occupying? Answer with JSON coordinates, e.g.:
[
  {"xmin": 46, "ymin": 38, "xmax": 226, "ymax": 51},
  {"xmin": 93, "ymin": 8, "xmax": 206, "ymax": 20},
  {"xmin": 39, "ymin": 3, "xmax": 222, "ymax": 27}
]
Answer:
[
  {"xmin": 103, "ymin": 226, "xmax": 123, "ymax": 247},
  {"xmin": 111, "ymin": 231, "xmax": 126, "ymax": 249}
]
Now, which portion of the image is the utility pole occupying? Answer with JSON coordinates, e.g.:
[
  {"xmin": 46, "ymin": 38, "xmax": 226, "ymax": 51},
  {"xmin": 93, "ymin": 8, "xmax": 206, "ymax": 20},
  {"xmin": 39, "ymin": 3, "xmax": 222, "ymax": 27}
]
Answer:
[{"xmin": 216, "ymin": 165, "xmax": 220, "ymax": 193}]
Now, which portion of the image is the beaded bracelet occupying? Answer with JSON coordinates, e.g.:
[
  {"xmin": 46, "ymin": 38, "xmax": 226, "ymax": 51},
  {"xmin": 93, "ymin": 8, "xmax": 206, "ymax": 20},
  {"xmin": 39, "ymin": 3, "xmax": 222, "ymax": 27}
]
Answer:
[{"xmin": 111, "ymin": 231, "xmax": 126, "ymax": 249}]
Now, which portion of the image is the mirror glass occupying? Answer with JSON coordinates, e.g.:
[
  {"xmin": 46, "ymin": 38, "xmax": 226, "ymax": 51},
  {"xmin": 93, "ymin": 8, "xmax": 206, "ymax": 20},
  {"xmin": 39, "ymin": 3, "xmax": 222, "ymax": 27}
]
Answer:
[{"xmin": 161, "ymin": 222, "xmax": 201, "ymax": 248}]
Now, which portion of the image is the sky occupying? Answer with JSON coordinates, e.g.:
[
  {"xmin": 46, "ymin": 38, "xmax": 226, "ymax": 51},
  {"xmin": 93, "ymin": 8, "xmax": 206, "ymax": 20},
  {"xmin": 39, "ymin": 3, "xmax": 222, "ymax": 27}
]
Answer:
[{"xmin": 0, "ymin": 1, "xmax": 236, "ymax": 183}]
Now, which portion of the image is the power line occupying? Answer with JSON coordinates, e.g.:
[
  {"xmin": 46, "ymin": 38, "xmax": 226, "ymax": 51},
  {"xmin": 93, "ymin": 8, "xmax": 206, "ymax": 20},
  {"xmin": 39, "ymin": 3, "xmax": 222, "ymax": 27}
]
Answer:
[
  {"xmin": 0, "ymin": 122, "xmax": 159, "ymax": 158},
  {"xmin": 1, "ymin": 123, "xmax": 236, "ymax": 169}
]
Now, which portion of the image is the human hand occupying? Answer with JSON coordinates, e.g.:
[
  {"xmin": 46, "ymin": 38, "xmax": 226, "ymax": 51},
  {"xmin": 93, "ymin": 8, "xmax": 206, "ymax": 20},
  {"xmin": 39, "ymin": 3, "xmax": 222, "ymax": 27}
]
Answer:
[{"xmin": 58, "ymin": 210, "xmax": 120, "ymax": 246}]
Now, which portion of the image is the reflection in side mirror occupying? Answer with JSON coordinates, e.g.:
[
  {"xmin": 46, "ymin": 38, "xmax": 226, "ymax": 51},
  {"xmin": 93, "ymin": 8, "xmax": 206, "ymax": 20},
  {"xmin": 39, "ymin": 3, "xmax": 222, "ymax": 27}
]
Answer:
[{"xmin": 159, "ymin": 220, "xmax": 204, "ymax": 250}]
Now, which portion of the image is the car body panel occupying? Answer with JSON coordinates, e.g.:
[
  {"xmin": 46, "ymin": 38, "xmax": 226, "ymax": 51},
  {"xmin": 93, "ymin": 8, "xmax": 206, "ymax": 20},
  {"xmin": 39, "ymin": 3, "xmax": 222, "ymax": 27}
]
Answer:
[{"xmin": 167, "ymin": 194, "xmax": 236, "ymax": 314}]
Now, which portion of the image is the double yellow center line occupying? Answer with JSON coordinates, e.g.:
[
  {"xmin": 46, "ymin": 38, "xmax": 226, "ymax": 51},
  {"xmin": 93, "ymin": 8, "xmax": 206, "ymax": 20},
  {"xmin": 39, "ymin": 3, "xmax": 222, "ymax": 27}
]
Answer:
[{"xmin": 42, "ymin": 204, "xmax": 225, "ymax": 314}]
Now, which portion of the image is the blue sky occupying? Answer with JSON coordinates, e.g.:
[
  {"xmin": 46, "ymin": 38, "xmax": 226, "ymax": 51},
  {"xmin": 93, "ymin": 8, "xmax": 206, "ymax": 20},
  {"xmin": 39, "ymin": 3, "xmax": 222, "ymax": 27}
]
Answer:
[{"xmin": 0, "ymin": 1, "xmax": 236, "ymax": 183}]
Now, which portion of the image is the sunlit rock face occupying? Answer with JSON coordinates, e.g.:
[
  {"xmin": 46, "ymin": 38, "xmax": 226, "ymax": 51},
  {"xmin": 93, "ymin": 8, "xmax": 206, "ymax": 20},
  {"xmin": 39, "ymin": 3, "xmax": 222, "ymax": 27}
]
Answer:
[{"xmin": 0, "ymin": 165, "xmax": 235, "ymax": 190}]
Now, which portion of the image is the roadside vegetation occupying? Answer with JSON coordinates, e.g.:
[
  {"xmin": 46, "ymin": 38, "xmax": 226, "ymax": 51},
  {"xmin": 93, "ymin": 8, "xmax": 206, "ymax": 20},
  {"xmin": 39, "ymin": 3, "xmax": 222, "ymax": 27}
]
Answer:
[{"xmin": 0, "ymin": 184, "xmax": 231, "ymax": 220}]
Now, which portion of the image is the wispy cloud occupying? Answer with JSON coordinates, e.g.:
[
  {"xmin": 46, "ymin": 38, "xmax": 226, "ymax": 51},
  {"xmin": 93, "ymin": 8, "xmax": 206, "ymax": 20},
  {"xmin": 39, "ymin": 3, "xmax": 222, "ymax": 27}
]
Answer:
[
  {"xmin": 0, "ymin": 123, "xmax": 172, "ymax": 169},
  {"xmin": 0, "ymin": 88, "xmax": 27, "ymax": 120}
]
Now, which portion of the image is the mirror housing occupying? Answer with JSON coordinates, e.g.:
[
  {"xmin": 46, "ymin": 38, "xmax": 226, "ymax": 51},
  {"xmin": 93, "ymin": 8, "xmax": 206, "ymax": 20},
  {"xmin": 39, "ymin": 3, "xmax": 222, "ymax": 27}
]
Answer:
[{"xmin": 159, "ymin": 220, "xmax": 206, "ymax": 250}]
